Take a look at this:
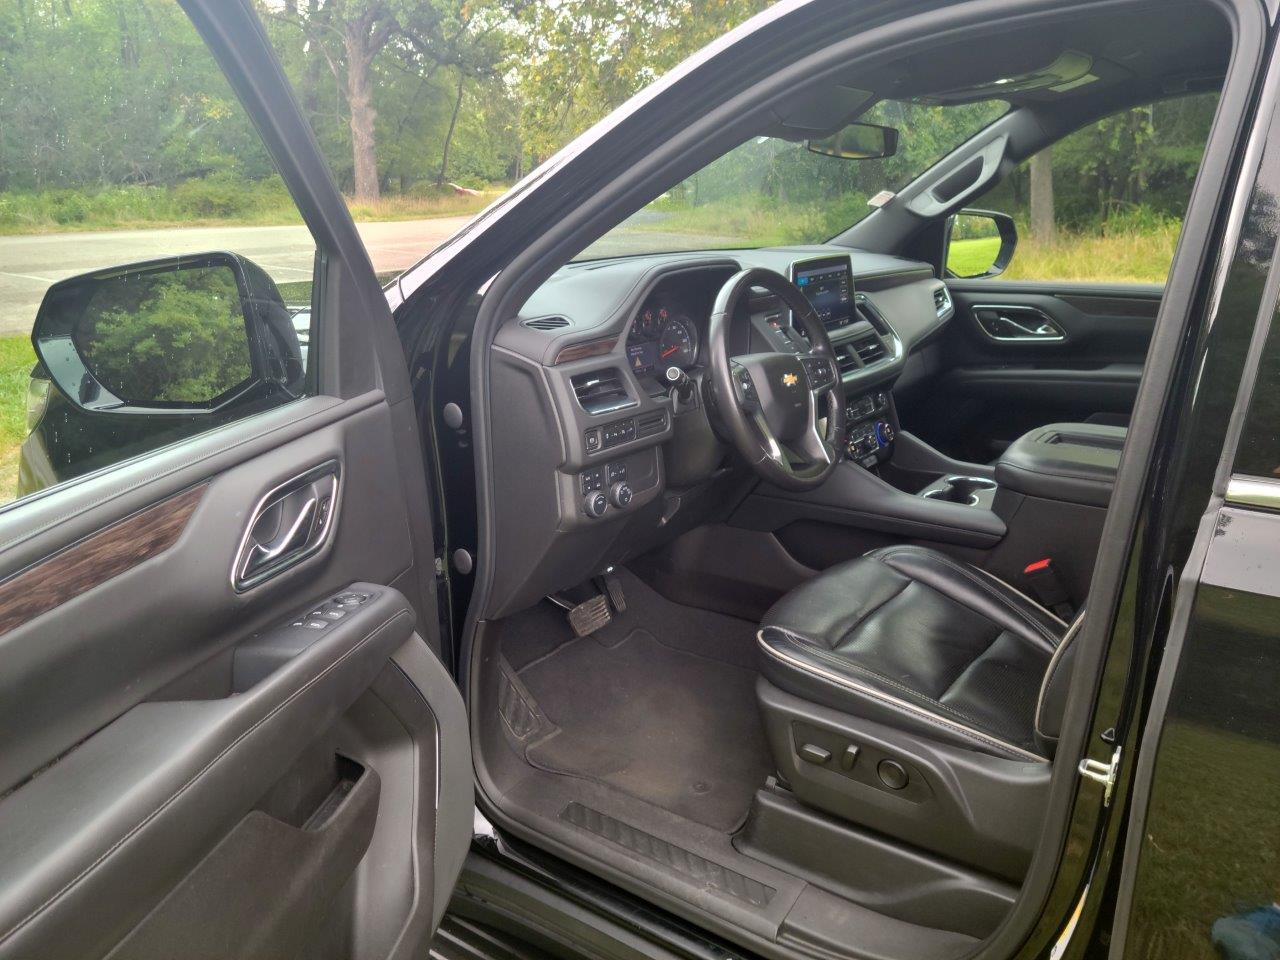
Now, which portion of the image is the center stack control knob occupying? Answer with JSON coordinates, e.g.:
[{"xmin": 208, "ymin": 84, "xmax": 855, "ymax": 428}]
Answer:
[
  {"xmin": 609, "ymin": 481, "xmax": 633, "ymax": 508},
  {"xmin": 875, "ymin": 420, "xmax": 895, "ymax": 447},
  {"xmin": 583, "ymin": 491, "xmax": 608, "ymax": 518}
]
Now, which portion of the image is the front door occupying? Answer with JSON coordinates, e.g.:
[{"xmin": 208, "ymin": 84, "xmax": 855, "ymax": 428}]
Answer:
[{"xmin": 0, "ymin": 3, "xmax": 471, "ymax": 958}]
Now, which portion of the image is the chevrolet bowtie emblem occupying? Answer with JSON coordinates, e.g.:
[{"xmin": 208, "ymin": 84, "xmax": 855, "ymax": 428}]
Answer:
[{"xmin": 782, "ymin": 373, "xmax": 799, "ymax": 387}]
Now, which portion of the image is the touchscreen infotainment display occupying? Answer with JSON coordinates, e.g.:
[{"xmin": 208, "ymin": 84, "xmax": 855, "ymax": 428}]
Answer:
[{"xmin": 793, "ymin": 258, "xmax": 854, "ymax": 329}]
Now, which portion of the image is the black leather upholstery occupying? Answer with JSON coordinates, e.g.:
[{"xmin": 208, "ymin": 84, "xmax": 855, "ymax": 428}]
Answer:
[{"xmin": 760, "ymin": 546, "xmax": 1076, "ymax": 761}]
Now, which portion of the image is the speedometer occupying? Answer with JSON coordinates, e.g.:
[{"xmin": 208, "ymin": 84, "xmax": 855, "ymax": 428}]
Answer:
[{"xmin": 658, "ymin": 315, "xmax": 697, "ymax": 369}]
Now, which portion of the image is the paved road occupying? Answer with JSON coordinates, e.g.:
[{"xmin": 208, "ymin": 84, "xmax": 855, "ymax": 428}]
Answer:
[{"xmin": 0, "ymin": 216, "xmax": 475, "ymax": 335}]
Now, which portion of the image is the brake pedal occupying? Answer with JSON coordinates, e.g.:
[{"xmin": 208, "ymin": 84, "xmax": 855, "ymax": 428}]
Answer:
[{"xmin": 567, "ymin": 594, "xmax": 612, "ymax": 637}]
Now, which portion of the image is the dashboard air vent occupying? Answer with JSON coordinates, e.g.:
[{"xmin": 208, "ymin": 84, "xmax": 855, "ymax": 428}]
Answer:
[
  {"xmin": 852, "ymin": 335, "xmax": 887, "ymax": 366},
  {"xmin": 636, "ymin": 409, "xmax": 669, "ymax": 439},
  {"xmin": 933, "ymin": 286, "xmax": 953, "ymax": 317},
  {"xmin": 835, "ymin": 347, "xmax": 860, "ymax": 376},
  {"xmin": 524, "ymin": 315, "xmax": 570, "ymax": 331},
  {"xmin": 571, "ymin": 370, "xmax": 635, "ymax": 415}
]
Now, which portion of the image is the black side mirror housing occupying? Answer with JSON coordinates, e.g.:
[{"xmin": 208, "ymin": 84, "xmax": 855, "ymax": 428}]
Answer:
[
  {"xmin": 943, "ymin": 209, "xmax": 1019, "ymax": 278},
  {"xmin": 31, "ymin": 251, "xmax": 303, "ymax": 416}
]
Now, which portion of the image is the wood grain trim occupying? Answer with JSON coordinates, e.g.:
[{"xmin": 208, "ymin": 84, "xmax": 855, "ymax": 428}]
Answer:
[
  {"xmin": 553, "ymin": 338, "xmax": 618, "ymax": 365},
  {"xmin": 0, "ymin": 484, "xmax": 207, "ymax": 636}
]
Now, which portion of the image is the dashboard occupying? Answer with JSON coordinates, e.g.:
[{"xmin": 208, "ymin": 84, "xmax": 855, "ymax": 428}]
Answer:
[{"xmin": 487, "ymin": 245, "xmax": 956, "ymax": 616}]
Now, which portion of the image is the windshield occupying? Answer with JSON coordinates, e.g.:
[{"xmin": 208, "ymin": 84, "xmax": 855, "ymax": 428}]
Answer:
[{"xmin": 574, "ymin": 99, "xmax": 1008, "ymax": 261}]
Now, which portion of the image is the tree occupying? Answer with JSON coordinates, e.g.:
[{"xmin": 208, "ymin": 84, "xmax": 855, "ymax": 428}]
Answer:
[{"xmin": 1030, "ymin": 147, "xmax": 1055, "ymax": 242}]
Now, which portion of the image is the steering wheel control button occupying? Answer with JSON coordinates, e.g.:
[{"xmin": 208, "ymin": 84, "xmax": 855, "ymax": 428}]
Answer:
[
  {"xmin": 840, "ymin": 745, "xmax": 861, "ymax": 771},
  {"xmin": 609, "ymin": 481, "xmax": 633, "ymax": 508},
  {"xmin": 877, "ymin": 759, "xmax": 909, "ymax": 790},
  {"xmin": 799, "ymin": 743, "xmax": 832, "ymax": 765},
  {"xmin": 583, "ymin": 492, "xmax": 609, "ymax": 518},
  {"xmin": 800, "ymin": 356, "xmax": 835, "ymax": 389}
]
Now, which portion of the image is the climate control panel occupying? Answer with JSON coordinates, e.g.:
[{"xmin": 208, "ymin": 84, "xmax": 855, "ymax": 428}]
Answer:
[{"xmin": 845, "ymin": 390, "xmax": 896, "ymax": 467}]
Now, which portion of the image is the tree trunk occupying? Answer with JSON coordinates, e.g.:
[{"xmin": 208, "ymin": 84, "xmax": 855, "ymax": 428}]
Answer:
[
  {"xmin": 437, "ymin": 73, "xmax": 465, "ymax": 186},
  {"xmin": 345, "ymin": 30, "xmax": 380, "ymax": 202},
  {"xmin": 1030, "ymin": 147, "xmax": 1055, "ymax": 242}
]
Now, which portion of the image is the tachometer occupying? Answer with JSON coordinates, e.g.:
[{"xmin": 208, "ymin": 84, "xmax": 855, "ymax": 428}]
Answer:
[{"xmin": 658, "ymin": 315, "xmax": 697, "ymax": 369}]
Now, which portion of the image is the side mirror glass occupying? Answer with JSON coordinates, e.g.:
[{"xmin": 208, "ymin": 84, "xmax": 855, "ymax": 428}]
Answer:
[
  {"xmin": 31, "ymin": 252, "xmax": 303, "ymax": 415},
  {"xmin": 806, "ymin": 122, "xmax": 899, "ymax": 160},
  {"xmin": 945, "ymin": 210, "xmax": 1019, "ymax": 278}
]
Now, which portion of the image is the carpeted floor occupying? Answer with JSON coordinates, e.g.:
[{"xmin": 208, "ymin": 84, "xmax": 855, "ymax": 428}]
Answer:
[{"xmin": 510, "ymin": 570, "xmax": 772, "ymax": 833}]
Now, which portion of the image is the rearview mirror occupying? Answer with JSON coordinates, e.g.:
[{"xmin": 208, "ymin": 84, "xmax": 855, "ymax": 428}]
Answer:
[
  {"xmin": 31, "ymin": 252, "xmax": 304, "ymax": 415},
  {"xmin": 944, "ymin": 210, "xmax": 1019, "ymax": 278},
  {"xmin": 806, "ymin": 122, "xmax": 899, "ymax": 160}
]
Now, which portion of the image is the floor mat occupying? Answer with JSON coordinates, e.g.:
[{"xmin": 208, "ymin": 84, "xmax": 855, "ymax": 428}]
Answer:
[{"xmin": 517, "ymin": 624, "xmax": 772, "ymax": 833}]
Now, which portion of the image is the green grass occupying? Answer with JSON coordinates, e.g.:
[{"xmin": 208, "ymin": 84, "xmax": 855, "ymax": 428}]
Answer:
[
  {"xmin": 950, "ymin": 224, "xmax": 1179, "ymax": 283},
  {"xmin": 0, "ymin": 335, "xmax": 36, "ymax": 502},
  {"xmin": 0, "ymin": 181, "xmax": 495, "ymax": 235}
]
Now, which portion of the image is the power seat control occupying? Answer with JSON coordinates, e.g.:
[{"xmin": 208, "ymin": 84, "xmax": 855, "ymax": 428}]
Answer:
[{"xmin": 583, "ymin": 491, "xmax": 609, "ymax": 519}]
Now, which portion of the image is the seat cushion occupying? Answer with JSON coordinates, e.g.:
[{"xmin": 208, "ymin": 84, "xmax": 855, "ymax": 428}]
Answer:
[{"xmin": 758, "ymin": 546, "xmax": 1068, "ymax": 761}]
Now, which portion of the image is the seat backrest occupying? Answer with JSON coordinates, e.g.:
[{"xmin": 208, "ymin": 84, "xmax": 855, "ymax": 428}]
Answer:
[{"xmin": 1034, "ymin": 611, "xmax": 1086, "ymax": 755}]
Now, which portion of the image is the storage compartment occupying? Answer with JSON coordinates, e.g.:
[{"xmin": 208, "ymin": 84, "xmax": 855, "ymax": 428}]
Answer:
[{"xmin": 995, "ymin": 422, "xmax": 1126, "ymax": 508}]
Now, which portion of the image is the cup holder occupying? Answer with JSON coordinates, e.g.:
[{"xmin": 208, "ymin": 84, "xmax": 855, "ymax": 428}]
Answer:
[{"xmin": 922, "ymin": 475, "xmax": 997, "ymax": 506}]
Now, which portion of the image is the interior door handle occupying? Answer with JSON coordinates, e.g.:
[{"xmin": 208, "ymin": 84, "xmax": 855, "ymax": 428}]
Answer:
[
  {"xmin": 243, "ymin": 495, "xmax": 317, "ymax": 573},
  {"xmin": 972, "ymin": 305, "xmax": 1065, "ymax": 342},
  {"xmin": 234, "ymin": 463, "xmax": 340, "ymax": 591}
]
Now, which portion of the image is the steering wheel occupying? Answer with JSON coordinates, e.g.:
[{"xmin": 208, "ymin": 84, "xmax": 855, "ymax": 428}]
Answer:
[{"xmin": 708, "ymin": 268, "xmax": 846, "ymax": 491}]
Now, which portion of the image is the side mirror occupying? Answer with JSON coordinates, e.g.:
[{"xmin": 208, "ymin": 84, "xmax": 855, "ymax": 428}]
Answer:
[
  {"xmin": 31, "ymin": 251, "xmax": 304, "ymax": 415},
  {"xmin": 944, "ymin": 209, "xmax": 1018, "ymax": 278},
  {"xmin": 806, "ymin": 122, "xmax": 899, "ymax": 160}
]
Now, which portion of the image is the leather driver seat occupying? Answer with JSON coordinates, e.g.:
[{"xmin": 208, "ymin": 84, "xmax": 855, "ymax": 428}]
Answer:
[{"xmin": 755, "ymin": 545, "xmax": 1083, "ymax": 878}]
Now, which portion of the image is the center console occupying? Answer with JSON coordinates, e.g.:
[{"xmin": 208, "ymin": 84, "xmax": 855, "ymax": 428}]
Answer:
[
  {"xmin": 740, "ymin": 383, "xmax": 1125, "ymax": 608},
  {"xmin": 843, "ymin": 389, "xmax": 897, "ymax": 467}
]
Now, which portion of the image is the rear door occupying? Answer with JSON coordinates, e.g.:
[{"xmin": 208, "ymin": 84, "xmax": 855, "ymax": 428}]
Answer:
[{"xmin": 0, "ymin": 3, "xmax": 470, "ymax": 958}]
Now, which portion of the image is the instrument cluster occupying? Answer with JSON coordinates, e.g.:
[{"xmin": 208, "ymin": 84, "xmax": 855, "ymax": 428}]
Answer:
[{"xmin": 624, "ymin": 298, "xmax": 699, "ymax": 379}]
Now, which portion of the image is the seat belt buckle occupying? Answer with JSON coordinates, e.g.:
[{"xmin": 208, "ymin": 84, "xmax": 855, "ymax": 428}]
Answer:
[{"xmin": 1023, "ymin": 558, "xmax": 1074, "ymax": 620}]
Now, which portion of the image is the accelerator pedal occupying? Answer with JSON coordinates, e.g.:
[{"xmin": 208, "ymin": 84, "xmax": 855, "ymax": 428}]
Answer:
[{"xmin": 598, "ymin": 570, "xmax": 627, "ymax": 614}]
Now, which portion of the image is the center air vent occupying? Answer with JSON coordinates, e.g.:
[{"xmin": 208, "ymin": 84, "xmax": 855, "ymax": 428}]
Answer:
[
  {"xmin": 835, "ymin": 348, "xmax": 860, "ymax": 376},
  {"xmin": 852, "ymin": 335, "xmax": 887, "ymax": 366},
  {"xmin": 571, "ymin": 370, "xmax": 635, "ymax": 416},
  {"xmin": 524, "ymin": 315, "xmax": 570, "ymax": 331}
]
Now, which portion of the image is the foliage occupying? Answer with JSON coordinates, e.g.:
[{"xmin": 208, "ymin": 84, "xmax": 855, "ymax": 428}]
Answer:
[
  {"xmin": 0, "ymin": 336, "xmax": 36, "ymax": 498},
  {"xmin": 75, "ymin": 267, "xmax": 252, "ymax": 403}
]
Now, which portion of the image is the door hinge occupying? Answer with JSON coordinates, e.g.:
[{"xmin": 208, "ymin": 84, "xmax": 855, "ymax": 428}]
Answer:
[{"xmin": 1078, "ymin": 746, "xmax": 1122, "ymax": 807}]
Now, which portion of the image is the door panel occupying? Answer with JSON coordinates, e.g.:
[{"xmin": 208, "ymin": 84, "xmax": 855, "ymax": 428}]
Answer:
[
  {"xmin": 898, "ymin": 280, "xmax": 1161, "ymax": 461},
  {"xmin": 0, "ymin": 394, "xmax": 469, "ymax": 959},
  {"xmin": 0, "ymin": 0, "xmax": 471, "ymax": 955}
]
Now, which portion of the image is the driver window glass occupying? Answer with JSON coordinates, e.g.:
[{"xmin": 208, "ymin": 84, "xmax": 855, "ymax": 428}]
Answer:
[
  {"xmin": 0, "ymin": 2, "xmax": 318, "ymax": 509},
  {"xmin": 974, "ymin": 93, "xmax": 1218, "ymax": 283}
]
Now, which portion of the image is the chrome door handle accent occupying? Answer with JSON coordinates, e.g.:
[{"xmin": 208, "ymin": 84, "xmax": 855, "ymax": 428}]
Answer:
[
  {"xmin": 242, "ymin": 496, "xmax": 317, "ymax": 574},
  {"xmin": 233, "ymin": 462, "xmax": 340, "ymax": 591},
  {"xmin": 971, "ymin": 304, "xmax": 1066, "ymax": 342}
]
